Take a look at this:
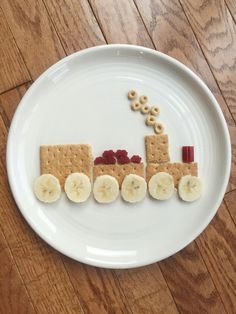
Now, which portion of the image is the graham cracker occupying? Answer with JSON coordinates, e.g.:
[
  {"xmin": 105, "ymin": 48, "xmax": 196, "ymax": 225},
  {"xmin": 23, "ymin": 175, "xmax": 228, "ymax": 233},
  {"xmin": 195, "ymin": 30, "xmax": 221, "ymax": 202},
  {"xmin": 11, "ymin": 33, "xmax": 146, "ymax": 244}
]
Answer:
[
  {"xmin": 93, "ymin": 163, "xmax": 145, "ymax": 187},
  {"xmin": 40, "ymin": 144, "xmax": 93, "ymax": 189},
  {"xmin": 145, "ymin": 134, "xmax": 170, "ymax": 163},
  {"xmin": 146, "ymin": 162, "xmax": 198, "ymax": 187}
]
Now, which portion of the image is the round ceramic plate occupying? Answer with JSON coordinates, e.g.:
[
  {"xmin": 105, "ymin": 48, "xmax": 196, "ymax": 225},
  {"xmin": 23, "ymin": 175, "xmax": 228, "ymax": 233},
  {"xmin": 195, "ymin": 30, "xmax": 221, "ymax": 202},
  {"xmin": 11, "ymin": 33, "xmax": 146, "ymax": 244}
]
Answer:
[{"xmin": 7, "ymin": 45, "xmax": 231, "ymax": 268}]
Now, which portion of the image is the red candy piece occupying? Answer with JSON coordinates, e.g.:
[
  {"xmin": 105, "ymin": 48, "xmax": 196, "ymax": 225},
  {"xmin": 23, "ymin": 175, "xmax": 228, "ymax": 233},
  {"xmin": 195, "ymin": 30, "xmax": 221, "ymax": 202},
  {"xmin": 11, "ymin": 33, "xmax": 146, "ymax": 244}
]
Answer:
[
  {"xmin": 94, "ymin": 157, "xmax": 105, "ymax": 165},
  {"xmin": 117, "ymin": 156, "xmax": 130, "ymax": 164},
  {"xmin": 103, "ymin": 150, "xmax": 115, "ymax": 158},
  {"xmin": 116, "ymin": 149, "xmax": 128, "ymax": 158},
  {"xmin": 182, "ymin": 146, "xmax": 194, "ymax": 163},
  {"xmin": 104, "ymin": 156, "xmax": 116, "ymax": 164},
  {"xmin": 130, "ymin": 155, "xmax": 142, "ymax": 163}
]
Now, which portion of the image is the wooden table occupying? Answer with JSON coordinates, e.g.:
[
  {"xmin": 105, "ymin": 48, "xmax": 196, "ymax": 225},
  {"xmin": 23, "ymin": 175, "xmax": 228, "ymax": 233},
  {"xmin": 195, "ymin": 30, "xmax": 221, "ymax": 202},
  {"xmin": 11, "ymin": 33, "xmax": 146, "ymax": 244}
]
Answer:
[{"xmin": 0, "ymin": 1, "xmax": 235, "ymax": 313}]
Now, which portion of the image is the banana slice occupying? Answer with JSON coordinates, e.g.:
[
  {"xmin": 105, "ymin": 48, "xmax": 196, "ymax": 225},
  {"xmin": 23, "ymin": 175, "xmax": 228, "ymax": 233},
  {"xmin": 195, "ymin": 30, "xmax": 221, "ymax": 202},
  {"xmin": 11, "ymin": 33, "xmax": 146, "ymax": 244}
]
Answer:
[
  {"xmin": 121, "ymin": 174, "xmax": 147, "ymax": 203},
  {"xmin": 148, "ymin": 172, "xmax": 174, "ymax": 200},
  {"xmin": 93, "ymin": 175, "xmax": 119, "ymax": 203},
  {"xmin": 178, "ymin": 175, "xmax": 202, "ymax": 202},
  {"xmin": 65, "ymin": 173, "xmax": 91, "ymax": 203},
  {"xmin": 34, "ymin": 174, "xmax": 61, "ymax": 203}
]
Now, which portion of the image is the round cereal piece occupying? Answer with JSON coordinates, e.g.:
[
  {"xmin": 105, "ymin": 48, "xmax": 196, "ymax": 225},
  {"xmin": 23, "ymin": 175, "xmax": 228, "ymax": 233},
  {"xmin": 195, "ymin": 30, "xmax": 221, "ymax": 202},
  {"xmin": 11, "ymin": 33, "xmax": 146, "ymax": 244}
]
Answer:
[
  {"xmin": 131, "ymin": 101, "xmax": 142, "ymax": 111},
  {"xmin": 150, "ymin": 106, "xmax": 160, "ymax": 116},
  {"xmin": 128, "ymin": 90, "xmax": 138, "ymax": 100},
  {"xmin": 146, "ymin": 115, "xmax": 156, "ymax": 126},
  {"xmin": 154, "ymin": 122, "xmax": 164, "ymax": 134},
  {"xmin": 140, "ymin": 104, "xmax": 150, "ymax": 114},
  {"xmin": 139, "ymin": 95, "xmax": 148, "ymax": 104}
]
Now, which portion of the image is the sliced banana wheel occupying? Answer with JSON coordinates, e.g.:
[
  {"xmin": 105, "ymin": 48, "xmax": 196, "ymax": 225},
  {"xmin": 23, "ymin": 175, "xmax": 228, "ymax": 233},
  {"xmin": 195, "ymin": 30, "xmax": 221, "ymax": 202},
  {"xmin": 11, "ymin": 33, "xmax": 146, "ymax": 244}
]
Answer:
[
  {"xmin": 178, "ymin": 175, "xmax": 202, "ymax": 202},
  {"xmin": 65, "ymin": 172, "xmax": 91, "ymax": 203},
  {"xmin": 121, "ymin": 174, "xmax": 147, "ymax": 203},
  {"xmin": 93, "ymin": 175, "xmax": 119, "ymax": 203},
  {"xmin": 148, "ymin": 172, "xmax": 174, "ymax": 200},
  {"xmin": 34, "ymin": 174, "xmax": 61, "ymax": 203}
]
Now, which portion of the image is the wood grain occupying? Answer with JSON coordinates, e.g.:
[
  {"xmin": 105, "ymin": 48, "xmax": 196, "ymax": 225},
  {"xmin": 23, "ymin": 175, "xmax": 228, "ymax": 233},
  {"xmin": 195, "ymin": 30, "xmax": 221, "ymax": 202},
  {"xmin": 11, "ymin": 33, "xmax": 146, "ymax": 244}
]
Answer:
[
  {"xmin": 0, "ymin": 87, "xmax": 84, "ymax": 314},
  {"xmin": 134, "ymin": 0, "xmax": 236, "ymax": 190},
  {"xmin": 224, "ymin": 189, "xmax": 236, "ymax": 227},
  {"xmin": 89, "ymin": 0, "xmax": 154, "ymax": 47},
  {"xmin": 0, "ymin": 82, "xmax": 31, "ymax": 128},
  {"xmin": 196, "ymin": 202, "xmax": 236, "ymax": 313},
  {"xmin": 43, "ymin": 0, "xmax": 105, "ymax": 54},
  {"xmin": 0, "ymin": 173, "xmax": 35, "ymax": 314},
  {"xmin": 63, "ymin": 258, "xmax": 130, "ymax": 314},
  {"xmin": 114, "ymin": 264, "xmax": 179, "ymax": 313},
  {"xmin": 225, "ymin": 0, "xmax": 236, "ymax": 22},
  {"xmin": 0, "ymin": 7, "xmax": 30, "ymax": 94},
  {"xmin": 160, "ymin": 242, "xmax": 226, "ymax": 314},
  {"xmin": 0, "ymin": 0, "xmax": 65, "ymax": 79},
  {"xmin": 179, "ymin": 0, "xmax": 236, "ymax": 121}
]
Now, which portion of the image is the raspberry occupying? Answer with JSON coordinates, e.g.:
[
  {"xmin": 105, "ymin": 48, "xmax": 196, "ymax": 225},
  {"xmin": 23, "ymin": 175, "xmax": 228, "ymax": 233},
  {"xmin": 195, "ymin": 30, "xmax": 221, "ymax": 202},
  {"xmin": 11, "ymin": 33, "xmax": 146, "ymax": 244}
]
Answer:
[
  {"xmin": 130, "ymin": 155, "xmax": 142, "ymax": 163},
  {"xmin": 117, "ymin": 156, "xmax": 130, "ymax": 164},
  {"xmin": 102, "ymin": 150, "xmax": 115, "ymax": 158},
  {"xmin": 182, "ymin": 146, "xmax": 194, "ymax": 163},
  {"xmin": 94, "ymin": 157, "xmax": 105, "ymax": 165},
  {"xmin": 116, "ymin": 149, "xmax": 128, "ymax": 158},
  {"xmin": 104, "ymin": 156, "xmax": 116, "ymax": 164}
]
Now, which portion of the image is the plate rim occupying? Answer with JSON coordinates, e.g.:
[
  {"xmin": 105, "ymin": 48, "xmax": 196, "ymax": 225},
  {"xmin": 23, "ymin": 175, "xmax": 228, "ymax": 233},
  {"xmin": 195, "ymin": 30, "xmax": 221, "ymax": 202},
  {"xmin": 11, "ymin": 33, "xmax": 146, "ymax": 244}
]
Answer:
[{"xmin": 6, "ymin": 44, "xmax": 231, "ymax": 268}]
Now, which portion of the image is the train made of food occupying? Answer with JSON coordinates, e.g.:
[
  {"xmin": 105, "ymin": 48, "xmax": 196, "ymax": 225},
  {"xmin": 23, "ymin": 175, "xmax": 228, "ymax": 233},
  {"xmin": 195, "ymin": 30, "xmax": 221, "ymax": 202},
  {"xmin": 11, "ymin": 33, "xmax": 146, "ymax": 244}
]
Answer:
[{"xmin": 34, "ymin": 133, "xmax": 202, "ymax": 204}]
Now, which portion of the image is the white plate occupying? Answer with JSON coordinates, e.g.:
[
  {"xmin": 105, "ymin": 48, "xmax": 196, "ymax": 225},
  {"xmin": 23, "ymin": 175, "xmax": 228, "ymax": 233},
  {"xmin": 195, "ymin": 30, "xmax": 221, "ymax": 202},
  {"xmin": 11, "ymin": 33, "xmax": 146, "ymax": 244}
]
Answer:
[{"xmin": 7, "ymin": 45, "xmax": 231, "ymax": 268}]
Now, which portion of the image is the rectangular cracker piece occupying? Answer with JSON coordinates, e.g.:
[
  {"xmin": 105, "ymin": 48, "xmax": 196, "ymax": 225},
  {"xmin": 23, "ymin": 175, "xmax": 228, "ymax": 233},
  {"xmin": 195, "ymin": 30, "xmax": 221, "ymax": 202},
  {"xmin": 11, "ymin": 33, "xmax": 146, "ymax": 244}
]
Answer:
[
  {"xmin": 40, "ymin": 144, "xmax": 93, "ymax": 189},
  {"xmin": 145, "ymin": 134, "xmax": 170, "ymax": 163},
  {"xmin": 146, "ymin": 162, "xmax": 198, "ymax": 187},
  {"xmin": 93, "ymin": 163, "xmax": 145, "ymax": 187}
]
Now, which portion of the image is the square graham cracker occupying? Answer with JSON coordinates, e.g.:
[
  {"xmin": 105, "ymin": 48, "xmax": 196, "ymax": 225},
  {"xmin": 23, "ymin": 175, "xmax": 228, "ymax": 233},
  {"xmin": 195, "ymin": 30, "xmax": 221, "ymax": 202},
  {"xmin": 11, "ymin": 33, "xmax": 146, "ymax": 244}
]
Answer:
[
  {"xmin": 93, "ymin": 163, "xmax": 145, "ymax": 187},
  {"xmin": 40, "ymin": 144, "xmax": 93, "ymax": 189},
  {"xmin": 145, "ymin": 134, "xmax": 170, "ymax": 163},
  {"xmin": 146, "ymin": 162, "xmax": 198, "ymax": 187}
]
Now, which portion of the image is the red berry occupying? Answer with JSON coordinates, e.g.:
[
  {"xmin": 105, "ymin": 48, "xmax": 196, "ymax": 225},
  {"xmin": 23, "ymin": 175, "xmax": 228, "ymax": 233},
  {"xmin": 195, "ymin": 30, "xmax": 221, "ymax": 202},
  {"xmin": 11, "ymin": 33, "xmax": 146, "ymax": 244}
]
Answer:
[
  {"xmin": 117, "ymin": 156, "xmax": 130, "ymax": 164},
  {"xmin": 103, "ymin": 150, "xmax": 115, "ymax": 158},
  {"xmin": 130, "ymin": 155, "xmax": 142, "ymax": 163},
  {"xmin": 104, "ymin": 156, "xmax": 116, "ymax": 164},
  {"xmin": 182, "ymin": 146, "xmax": 194, "ymax": 163},
  {"xmin": 116, "ymin": 149, "xmax": 128, "ymax": 158},
  {"xmin": 94, "ymin": 157, "xmax": 105, "ymax": 165}
]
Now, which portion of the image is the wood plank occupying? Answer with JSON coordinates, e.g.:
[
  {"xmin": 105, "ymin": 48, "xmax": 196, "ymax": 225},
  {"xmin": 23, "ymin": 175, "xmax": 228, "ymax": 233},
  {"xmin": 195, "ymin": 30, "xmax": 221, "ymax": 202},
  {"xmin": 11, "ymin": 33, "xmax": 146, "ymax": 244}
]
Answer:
[
  {"xmin": 224, "ymin": 189, "xmax": 236, "ymax": 225},
  {"xmin": 159, "ymin": 242, "xmax": 226, "ymax": 314},
  {"xmin": 0, "ymin": 89, "xmax": 84, "ymax": 313},
  {"xmin": 114, "ymin": 264, "xmax": 179, "ymax": 313},
  {"xmin": 0, "ymin": 82, "xmax": 31, "ymax": 128},
  {"xmin": 225, "ymin": 0, "xmax": 236, "ymax": 22},
  {"xmin": 179, "ymin": 0, "xmax": 236, "ymax": 121},
  {"xmin": 196, "ymin": 202, "xmax": 236, "ymax": 313},
  {"xmin": 62, "ymin": 258, "xmax": 130, "ymax": 314},
  {"xmin": 43, "ymin": 0, "xmax": 105, "ymax": 54},
  {"xmin": 0, "ymin": 188, "xmax": 35, "ymax": 314},
  {"xmin": 89, "ymin": 0, "xmax": 154, "ymax": 47},
  {"xmin": 134, "ymin": 0, "xmax": 236, "ymax": 190},
  {"xmin": 0, "ymin": 0, "xmax": 65, "ymax": 79},
  {"xmin": 0, "ymin": 7, "xmax": 30, "ymax": 94}
]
